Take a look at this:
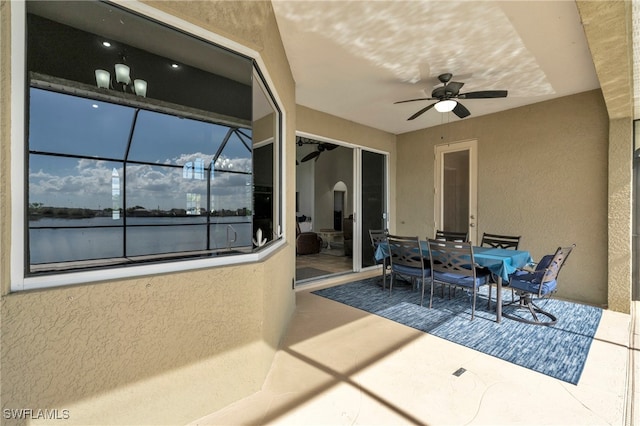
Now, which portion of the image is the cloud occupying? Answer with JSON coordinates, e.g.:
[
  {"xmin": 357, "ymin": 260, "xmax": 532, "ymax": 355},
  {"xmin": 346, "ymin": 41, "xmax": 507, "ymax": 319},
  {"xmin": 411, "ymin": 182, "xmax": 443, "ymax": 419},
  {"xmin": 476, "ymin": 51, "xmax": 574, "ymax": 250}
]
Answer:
[{"xmin": 30, "ymin": 153, "xmax": 254, "ymax": 211}]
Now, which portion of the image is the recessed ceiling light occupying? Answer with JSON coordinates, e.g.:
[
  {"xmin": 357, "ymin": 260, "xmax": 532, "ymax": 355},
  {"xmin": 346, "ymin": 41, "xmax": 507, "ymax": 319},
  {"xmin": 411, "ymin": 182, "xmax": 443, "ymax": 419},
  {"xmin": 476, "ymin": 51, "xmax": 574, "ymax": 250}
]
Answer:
[
  {"xmin": 102, "ymin": 41, "xmax": 111, "ymax": 47},
  {"xmin": 92, "ymin": 104, "xmax": 99, "ymax": 109},
  {"xmin": 171, "ymin": 63, "xmax": 179, "ymax": 69}
]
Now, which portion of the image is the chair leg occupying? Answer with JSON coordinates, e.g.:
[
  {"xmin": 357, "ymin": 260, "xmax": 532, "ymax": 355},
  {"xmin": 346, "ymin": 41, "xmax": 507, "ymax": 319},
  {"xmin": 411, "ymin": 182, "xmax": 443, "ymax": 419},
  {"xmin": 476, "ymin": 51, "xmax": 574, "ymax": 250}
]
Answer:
[
  {"xmin": 382, "ymin": 267, "xmax": 386, "ymax": 290},
  {"xmin": 471, "ymin": 289, "xmax": 476, "ymax": 320},
  {"xmin": 429, "ymin": 279, "xmax": 434, "ymax": 309},
  {"xmin": 502, "ymin": 294, "xmax": 558, "ymax": 326}
]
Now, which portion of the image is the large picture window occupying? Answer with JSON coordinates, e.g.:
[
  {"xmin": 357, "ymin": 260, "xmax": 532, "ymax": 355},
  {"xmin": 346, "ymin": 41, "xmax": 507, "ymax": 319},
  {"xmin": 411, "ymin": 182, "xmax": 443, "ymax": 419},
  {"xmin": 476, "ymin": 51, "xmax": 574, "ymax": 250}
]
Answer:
[{"xmin": 24, "ymin": 1, "xmax": 281, "ymax": 277}]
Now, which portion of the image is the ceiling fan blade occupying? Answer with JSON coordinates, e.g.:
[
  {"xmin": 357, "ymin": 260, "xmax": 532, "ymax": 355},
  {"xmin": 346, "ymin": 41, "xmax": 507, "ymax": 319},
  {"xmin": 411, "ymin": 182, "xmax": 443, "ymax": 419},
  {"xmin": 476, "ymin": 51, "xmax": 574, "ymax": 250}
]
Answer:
[
  {"xmin": 323, "ymin": 143, "xmax": 338, "ymax": 151},
  {"xmin": 452, "ymin": 102, "xmax": 471, "ymax": 119},
  {"xmin": 408, "ymin": 102, "xmax": 436, "ymax": 120},
  {"xmin": 446, "ymin": 81, "xmax": 464, "ymax": 95},
  {"xmin": 459, "ymin": 90, "xmax": 508, "ymax": 99},
  {"xmin": 301, "ymin": 151, "xmax": 320, "ymax": 162},
  {"xmin": 394, "ymin": 97, "xmax": 433, "ymax": 104}
]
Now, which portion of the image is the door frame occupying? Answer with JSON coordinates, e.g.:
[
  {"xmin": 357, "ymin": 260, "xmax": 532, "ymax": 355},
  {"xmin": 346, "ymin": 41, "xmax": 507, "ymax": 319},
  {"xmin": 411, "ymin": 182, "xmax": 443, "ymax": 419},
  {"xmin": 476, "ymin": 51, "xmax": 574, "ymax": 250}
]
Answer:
[
  {"xmin": 294, "ymin": 131, "xmax": 389, "ymax": 280},
  {"xmin": 434, "ymin": 139, "xmax": 478, "ymax": 244},
  {"xmin": 355, "ymin": 147, "xmax": 389, "ymax": 271}
]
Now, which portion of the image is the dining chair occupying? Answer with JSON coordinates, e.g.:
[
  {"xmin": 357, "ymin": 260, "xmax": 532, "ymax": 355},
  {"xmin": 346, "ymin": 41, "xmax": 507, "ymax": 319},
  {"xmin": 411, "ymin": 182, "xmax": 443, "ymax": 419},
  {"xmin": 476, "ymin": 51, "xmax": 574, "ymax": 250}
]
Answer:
[
  {"xmin": 502, "ymin": 244, "xmax": 575, "ymax": 325},
  {"xmin": 425, "ymin": 239, "xmax": 491, "ymax": 320},
  {"xmin": 481, "ymin": 233, "xmax": 521, "ymax": 249},
  {"xmin": 369, "ymin": 229, "xmax": 390, "ymax": 288},
  {"xmin": 435, "ymin": 229, "xmax": 469, "ymax": 242},
  {"xmin": 369, "ymin": 229, "xmax": 388, "ymax": 253},
  {"xmin": 481, "ymin": 232, "xmax": 521, "ymax": 302},
  {"xmin": 386, "ymin": 235, "xmax": 430, "ymax": 295}
]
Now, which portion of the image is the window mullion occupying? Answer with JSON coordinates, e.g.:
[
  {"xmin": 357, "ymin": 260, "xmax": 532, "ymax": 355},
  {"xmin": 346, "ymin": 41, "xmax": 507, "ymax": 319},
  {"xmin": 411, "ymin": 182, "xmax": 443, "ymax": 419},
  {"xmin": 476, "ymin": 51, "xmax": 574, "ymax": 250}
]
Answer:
[{"xmin": 122, "ymin": 109, "xmax": 141, "ymax": 258}]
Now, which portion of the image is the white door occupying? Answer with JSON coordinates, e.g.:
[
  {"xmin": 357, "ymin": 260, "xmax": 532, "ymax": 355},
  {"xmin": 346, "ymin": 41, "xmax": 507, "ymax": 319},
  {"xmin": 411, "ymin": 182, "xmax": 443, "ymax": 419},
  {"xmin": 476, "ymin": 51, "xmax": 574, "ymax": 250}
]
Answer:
[{"xmin": 434, "ymin": 140, "xmax": 478, "ymax": 244}]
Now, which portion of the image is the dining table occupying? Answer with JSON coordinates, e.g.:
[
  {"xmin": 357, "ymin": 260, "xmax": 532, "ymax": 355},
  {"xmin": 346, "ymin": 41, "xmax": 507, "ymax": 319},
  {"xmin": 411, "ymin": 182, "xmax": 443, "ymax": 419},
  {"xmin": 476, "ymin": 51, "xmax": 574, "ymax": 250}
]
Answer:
[{"xmin": 374, "ymin": 241, "xmax": 533, "ymax": 323}]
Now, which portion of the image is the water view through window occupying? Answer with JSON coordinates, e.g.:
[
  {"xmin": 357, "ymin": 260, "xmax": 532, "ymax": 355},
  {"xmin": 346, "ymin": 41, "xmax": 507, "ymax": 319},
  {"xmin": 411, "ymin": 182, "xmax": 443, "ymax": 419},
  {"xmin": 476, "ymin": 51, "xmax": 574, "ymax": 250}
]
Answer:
[
  {"xmin": 29, "ymin": 88, "xmax": 254, "ymax": 269},
  {"xmin": 25, "ymin": 1, "xmax": 281, "ymax": 276}
]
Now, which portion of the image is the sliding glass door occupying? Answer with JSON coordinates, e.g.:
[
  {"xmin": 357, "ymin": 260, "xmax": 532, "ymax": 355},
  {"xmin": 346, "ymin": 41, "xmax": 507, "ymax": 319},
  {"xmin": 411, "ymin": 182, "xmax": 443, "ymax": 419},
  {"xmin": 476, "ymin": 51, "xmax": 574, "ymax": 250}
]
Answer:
[
  {"xmin": 294, "ymin": 137, "xmax": 387, "ymax": 283},
  {"xmin": 359, "ymin": 150, "xmax": 387, "ymax": 268}
]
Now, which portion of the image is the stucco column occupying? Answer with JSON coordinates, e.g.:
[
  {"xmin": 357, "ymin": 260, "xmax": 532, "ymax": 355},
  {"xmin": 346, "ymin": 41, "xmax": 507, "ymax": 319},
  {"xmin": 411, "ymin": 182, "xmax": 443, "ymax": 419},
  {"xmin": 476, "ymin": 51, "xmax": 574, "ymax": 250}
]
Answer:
[{"xmin": 609, "ymin": 117, "xmax": 633, "ymax": 313}]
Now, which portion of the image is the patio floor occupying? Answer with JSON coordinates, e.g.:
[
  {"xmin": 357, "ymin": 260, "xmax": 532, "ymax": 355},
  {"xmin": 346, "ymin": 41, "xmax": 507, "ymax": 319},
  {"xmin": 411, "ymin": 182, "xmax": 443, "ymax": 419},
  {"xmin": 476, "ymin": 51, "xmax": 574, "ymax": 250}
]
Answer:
[{"xmin": 192, "ymin": 271, "xmax": 634, "ymax": 425}]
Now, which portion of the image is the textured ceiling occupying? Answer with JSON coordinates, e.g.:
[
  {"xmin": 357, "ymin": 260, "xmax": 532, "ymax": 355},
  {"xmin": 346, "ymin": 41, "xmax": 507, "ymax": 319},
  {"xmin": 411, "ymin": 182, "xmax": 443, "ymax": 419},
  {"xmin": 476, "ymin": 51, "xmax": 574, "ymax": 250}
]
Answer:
[{"xmin": 272, "ymin": 0, "xmax": 630, "ymax": 135}]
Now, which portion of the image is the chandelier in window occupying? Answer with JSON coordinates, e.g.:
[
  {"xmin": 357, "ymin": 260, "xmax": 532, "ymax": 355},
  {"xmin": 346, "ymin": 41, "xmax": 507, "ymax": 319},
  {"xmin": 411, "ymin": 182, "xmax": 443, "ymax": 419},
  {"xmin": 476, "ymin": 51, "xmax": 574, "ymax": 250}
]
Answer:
[{"xmin": 94, "ymin": 53, "xmax": 147, "ymax": 97}]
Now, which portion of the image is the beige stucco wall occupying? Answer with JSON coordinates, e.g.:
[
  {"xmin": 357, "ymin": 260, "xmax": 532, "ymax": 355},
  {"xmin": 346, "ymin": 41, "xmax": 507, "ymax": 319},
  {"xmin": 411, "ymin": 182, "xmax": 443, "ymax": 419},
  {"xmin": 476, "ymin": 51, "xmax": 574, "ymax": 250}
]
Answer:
[
  {"xmin": 1, "ymin": 1, "xmax": 297, "ymax": 425},
  {"xmin": 607, "ymin": 117, "xmax": 633, "ymax": 312},
  {"xmin": 576, "ymin": 1, "xmax": 634, "ymax": 314},
  {"xmin": 396, "ymin": 90, "xmax": 609, "ymax": 307},
  {"xmin": 313, "ymin": 146, "xmax": 354, "ymax": 230}
]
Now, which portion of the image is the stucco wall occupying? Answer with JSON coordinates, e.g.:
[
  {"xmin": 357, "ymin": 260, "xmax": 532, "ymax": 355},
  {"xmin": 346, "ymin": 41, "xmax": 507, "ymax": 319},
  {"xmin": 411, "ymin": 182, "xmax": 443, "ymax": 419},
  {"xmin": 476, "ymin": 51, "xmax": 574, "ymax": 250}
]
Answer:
[
  {"xmin": 313, "ymin": 147, "xmax": 353, "ymax": 231},
  {"xmin": 1, "ymin": 1, "xmax": 297, "ymax": 425},
  {"xmin": 608, "ymin": 117, "xmax": 633, "ymax": 312},
  {"xmin": 396, "ymin": 90, "xmax": 609, "ymax": 307}
]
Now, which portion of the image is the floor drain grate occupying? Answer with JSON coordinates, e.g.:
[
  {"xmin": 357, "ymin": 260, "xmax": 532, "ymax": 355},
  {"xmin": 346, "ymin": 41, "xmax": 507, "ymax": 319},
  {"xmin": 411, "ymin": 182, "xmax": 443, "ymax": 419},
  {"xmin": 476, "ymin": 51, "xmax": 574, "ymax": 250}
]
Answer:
[{"xmin": 452, "ymin": 367, "xmax": 466, "ymax": 377}]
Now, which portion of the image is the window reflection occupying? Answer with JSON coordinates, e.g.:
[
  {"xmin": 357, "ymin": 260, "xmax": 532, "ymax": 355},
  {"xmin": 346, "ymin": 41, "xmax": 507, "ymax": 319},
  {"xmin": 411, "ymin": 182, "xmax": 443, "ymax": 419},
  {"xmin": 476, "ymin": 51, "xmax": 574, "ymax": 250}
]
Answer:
[
  {"xmin": 128, "ymin": 110, "xmax": 224, "ymax": 166},
  {"xmin": 28, "ymin": 88, "xmax": 258, "ymax": 271},
  {"xmin": 29, "ymin": 88, "xmax": 135, "ymax": 158},
  {"xmin": 126, "ymin": 164, "xmax": 209, "ymax": 218},
  {"xmin": 210, "ymin": 172, "xmax": 252, "ymax": 216},
  {"xmin": 25, "ymin": 1, "xmax": 281, "ymax": 276},
  {"xmin": 29, "ymin": 154, "xmax": 124, "ymax": 222}
]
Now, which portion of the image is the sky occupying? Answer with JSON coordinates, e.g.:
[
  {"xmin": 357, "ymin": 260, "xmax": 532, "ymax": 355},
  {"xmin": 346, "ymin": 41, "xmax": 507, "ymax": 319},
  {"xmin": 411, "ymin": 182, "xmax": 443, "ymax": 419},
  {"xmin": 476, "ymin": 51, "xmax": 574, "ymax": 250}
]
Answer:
[{"xmin": 29, "ymin": 88, "xmax": 254, "ymax": 212}]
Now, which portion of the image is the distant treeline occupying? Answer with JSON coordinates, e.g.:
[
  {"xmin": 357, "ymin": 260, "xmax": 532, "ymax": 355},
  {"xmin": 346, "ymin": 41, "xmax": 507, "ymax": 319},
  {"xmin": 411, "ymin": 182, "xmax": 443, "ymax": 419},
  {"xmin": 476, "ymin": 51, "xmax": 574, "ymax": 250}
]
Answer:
[{"xmin": 28, "ymin": 204, "xmax": 251, "ymax": 219}]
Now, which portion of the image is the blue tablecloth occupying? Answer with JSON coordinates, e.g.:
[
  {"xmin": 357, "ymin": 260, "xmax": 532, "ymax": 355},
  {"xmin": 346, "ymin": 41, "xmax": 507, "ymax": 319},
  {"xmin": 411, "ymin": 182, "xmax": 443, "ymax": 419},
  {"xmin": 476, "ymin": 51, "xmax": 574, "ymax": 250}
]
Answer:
[{"xmin": 375, "ymin": 242, "xmax": 533, "ymax": 283}]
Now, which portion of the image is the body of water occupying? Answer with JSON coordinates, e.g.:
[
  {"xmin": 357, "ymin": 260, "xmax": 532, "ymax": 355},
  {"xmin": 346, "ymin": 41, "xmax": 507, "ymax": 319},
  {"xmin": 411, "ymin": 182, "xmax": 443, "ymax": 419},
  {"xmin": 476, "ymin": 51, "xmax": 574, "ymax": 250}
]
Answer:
[{"xmin": 29, "ymin": 216, "xmax": 254, "ymax": 265}]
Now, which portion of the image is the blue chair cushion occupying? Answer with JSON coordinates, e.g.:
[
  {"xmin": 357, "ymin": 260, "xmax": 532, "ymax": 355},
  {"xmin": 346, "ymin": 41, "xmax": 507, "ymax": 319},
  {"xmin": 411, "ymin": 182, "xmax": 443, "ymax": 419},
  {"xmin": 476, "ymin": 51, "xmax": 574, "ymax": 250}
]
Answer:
[
  {"xmin": 509, "ymin": 270, "xmax": 557, "ymax": 296},
  {"xmin": 433, "ymin": 271, "xmax": 489, "ymax": 288},
  {"xmin": 391, "ymin": 264, "xmax": 429, "ymax": 278}
]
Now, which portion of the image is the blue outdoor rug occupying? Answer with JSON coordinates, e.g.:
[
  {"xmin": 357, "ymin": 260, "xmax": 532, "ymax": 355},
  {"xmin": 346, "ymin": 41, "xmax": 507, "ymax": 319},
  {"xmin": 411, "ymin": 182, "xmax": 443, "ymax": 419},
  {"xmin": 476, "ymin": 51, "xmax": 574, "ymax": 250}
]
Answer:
[{"xmin": 312, "ymin": 277, "xmax": 603, "ymax": 385}]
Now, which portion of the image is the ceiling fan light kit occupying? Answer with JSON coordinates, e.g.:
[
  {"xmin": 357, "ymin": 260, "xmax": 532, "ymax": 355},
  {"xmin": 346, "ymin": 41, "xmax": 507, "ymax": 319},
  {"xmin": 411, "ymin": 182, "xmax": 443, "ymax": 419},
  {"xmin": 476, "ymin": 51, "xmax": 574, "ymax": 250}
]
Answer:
[
  {"xmin": 434, "ymin": 99, "xmax": 457, "ymax": 112},
  {"xmin": 395, "ymin": 72, "xmax": 508, "ymax": 121}
]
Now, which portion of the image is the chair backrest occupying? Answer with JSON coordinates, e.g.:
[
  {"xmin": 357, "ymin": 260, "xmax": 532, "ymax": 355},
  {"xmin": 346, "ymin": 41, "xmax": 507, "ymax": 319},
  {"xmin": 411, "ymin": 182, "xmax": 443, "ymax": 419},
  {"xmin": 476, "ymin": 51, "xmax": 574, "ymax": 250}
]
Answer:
[
  {"xmin": 434, "ymin": 229, "xmax": 468, "ymax": 242},
  {"xmin": 481, "ymin": 233, "xmax": 521, "ymax": 250},
  {"xmin": 386, "ymin": 235, "xmax": 424, "ymax": 271},
  {"xmin": 368, "ymin": 229, "xmax": 388, "ymax": 249},
  {"xmin": 533, "ymin": 244, "xmax": 575, "ymax": 294},
  {"xmin": 426, "ymin": 239, "xmax": 475, "ymax": 278}
]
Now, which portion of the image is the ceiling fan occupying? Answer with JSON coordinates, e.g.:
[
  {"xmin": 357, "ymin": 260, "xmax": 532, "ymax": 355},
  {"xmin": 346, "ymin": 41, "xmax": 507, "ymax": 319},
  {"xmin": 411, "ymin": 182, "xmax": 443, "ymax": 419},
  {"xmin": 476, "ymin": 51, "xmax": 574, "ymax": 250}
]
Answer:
[
  {"xmin": 394, "ymin": 73, "xmax": 508, "ymax": 121},
  {"xmin": 297, "ymin": 137, "xmax": 338, "ymax": 163}
]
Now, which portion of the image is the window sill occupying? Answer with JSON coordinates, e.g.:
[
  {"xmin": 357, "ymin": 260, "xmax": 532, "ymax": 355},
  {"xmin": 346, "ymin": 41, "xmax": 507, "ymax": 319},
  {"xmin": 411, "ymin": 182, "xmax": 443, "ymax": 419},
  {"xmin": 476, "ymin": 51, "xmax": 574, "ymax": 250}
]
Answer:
[{"xmin": 17, "ymin": 238, "xmax": 286, "ymax": 292}]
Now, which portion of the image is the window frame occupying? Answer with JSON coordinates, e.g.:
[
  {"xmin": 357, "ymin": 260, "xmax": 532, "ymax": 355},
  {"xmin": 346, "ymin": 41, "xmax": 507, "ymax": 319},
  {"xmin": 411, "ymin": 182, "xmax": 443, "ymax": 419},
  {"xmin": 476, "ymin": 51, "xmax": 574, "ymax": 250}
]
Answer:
[{"xmin": 10, "ymin": 1, "xmax": 287, "ymax": 292}]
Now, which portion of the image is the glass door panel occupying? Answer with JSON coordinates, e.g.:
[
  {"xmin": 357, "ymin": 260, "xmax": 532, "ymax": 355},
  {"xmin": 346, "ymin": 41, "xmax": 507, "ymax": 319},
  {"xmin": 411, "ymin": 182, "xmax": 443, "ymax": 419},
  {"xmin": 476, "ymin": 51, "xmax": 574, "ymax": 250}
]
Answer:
[
  {"xmin": 435, "ymin": 140, "xmax": 478, "ymax": 243},
  {"xmin": 360, "ymin": 150, "xmax": 386, "ymax": 268},
  {"xmin": 442, "ymin": 150, "xmax": 469, "ymax": 232}
]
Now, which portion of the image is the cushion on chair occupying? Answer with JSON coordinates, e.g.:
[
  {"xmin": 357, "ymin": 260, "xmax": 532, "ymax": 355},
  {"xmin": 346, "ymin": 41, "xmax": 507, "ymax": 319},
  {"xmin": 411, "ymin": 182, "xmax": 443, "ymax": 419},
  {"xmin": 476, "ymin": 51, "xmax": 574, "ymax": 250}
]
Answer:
[
  {"xmin": 433, "ymin": 271, "xmax": 490, "ymax": 288},
  {"xmin": 509, "ymin": 274, "xmax": 557, "ymax": 295},
  {"xmin": 391, "ymin": 264, "xmax": 429, "ymax": 278}
]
